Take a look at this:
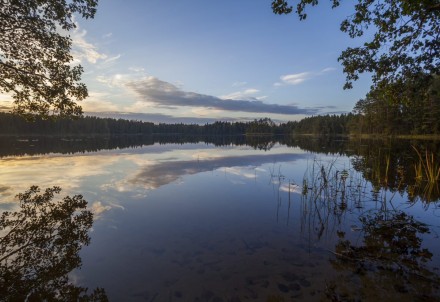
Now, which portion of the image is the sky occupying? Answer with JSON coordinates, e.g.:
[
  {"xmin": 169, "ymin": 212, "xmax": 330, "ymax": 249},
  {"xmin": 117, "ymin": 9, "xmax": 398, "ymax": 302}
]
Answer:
[{"xmin": 3, "ymin": 0, "xmax": 373, "ymax": 124}]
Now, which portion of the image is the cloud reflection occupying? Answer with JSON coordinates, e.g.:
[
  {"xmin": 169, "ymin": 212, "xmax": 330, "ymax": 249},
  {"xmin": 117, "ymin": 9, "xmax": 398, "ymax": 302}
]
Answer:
[
  {"xmin": 129, "ymin": 153, "xmax": 308, "ymax": 190},
  {"xmin": 0, "ymin": 154, "xmax": 119, "ymax": 210},
  {"xmin": 90, "ymin": 201, "xmax": 112, "ymax": 219}
]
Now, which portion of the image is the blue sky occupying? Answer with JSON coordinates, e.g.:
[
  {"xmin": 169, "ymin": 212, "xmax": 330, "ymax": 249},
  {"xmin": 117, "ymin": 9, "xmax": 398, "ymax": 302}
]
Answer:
[{"xmin": 3, "ymin": 0, "xmax": 373, "ymax": 123}]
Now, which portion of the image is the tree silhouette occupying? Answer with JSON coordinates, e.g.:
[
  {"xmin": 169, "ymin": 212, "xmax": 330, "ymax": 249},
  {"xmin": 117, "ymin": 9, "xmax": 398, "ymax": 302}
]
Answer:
[
  {"xmin": 272, "ymin": 1, "xmax": 440, "ymax": 90},
  {"xmin": 0, "ymin": 0, "xmax": 98, "ymax": 119},
  {"xmin": 0, "ymin": 186, "xmax": 107, "ymax": 301}
]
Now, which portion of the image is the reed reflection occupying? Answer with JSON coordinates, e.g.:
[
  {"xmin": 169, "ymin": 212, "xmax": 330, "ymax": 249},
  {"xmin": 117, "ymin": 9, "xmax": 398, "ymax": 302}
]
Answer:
[
  {"xmin": 296, "ymin": 158, "xmax": 440, "ymax": 300},
  {"xmin": 0, "ymin": 186, "xmax": 107, "ymax": 301}
]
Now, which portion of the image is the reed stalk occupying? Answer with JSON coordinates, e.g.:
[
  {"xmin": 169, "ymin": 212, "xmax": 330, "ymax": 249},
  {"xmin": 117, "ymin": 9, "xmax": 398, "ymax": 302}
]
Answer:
[{"xmin": 412, "ymin": 146, "xmax": 440, "ymax": 183}]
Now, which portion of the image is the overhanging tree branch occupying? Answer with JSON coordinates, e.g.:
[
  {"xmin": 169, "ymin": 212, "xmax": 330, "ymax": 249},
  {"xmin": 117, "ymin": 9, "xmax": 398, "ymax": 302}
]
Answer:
[{"xmin": 0, "ymin": 0, "xmax": 98, "ymax": 119}]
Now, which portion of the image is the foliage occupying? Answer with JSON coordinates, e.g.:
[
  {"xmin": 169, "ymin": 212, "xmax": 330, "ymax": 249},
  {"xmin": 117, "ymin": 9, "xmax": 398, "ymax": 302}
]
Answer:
[
  {"xmin": 286, "ymin": 113, "xmax": 354, "ymax": 135},
  {"xmin": 0, "ymin": 186, "xmax": 107, "ymax": 301},
  {"xmin": 271, "ymin": 0, "xmax": 440, "ymax": 90},
  {"xmin": 0, "ymin": 0, "xmax": 98, "ymax": 119},
  {"xmin": 245, "ymin": 118, "xmax": 277, "ymax": 134},
  {"xmin": 353, "ymin": 74, "xmax": 440, "ymax": 135}
]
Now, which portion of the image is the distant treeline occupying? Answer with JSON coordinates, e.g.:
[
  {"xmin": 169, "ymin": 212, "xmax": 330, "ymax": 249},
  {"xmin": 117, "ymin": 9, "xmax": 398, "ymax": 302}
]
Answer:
[
  {"xmin": 1, "ymin": 105, "xmax": 440, "ymax": 137},
  {"xmin": 0, "ymin": 112, "xmax": 363, "ymax": 137},
  {"xmin": 0, "ymin": 113, "xmax": 290, "ymax": 136}
]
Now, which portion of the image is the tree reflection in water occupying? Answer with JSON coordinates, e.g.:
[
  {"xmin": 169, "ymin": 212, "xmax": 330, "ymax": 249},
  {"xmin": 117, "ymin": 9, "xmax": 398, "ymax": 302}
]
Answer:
[
  {"xmin": 0, "ymin": 186, "xmax": 107, "ymax": 301},
  {"xmin": 328, "ymin": 210, "xmax": 440, "ymax": 301}
]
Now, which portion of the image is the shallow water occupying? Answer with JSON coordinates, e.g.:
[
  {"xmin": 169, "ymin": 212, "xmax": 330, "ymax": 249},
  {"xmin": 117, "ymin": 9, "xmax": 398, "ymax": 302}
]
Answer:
[{"xmin": 1, "ymin": 136, "xmax": 439, "ymax": 301}]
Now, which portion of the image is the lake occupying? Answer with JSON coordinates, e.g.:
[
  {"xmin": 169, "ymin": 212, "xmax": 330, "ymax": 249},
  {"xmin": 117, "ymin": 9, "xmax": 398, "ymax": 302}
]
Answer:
[{"xmin": 1, "ymin": 136, "xmax": 439, "ymax": 301}]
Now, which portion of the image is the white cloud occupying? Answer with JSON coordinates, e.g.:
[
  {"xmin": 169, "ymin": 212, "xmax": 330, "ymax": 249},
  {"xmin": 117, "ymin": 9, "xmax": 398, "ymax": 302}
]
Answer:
[
  {"xmin": 95, "ymin": 67, "xmax": 148, "ymax": 88},
  {"xmin": 220, "ymin": 88, "xmax": 260, "ymax": 100},
  {"xmin": 280, "ymin": 72, "xmax": 311, "ymax": 85},
  {"xmin": 71, "ymin": 27, "xmax": 107, "ymax": 64},
  {"xmin": 103, "ymin": 32, "xmax": 113, "ymax": 39},
  {"xmin": 103, "ymin": 54, "xmax": 121, "ymax": 64},
  {"xmin": 277, "ymin": 67, "xmax": 336, "ymax": 86},
  {"xmin": 96, "ymin": 73, "xmax": 128, "ymax": 88},
  {"xmin": 255, "ymin": 95, "xmax": 268, "ymax": 101},
  {"xmin": 321, "ymin": 67, "xmax": 336, "ymax": 73},
  {"xmin": 244, "ymin": 88, "xmax": 259, "ymax": 94}
]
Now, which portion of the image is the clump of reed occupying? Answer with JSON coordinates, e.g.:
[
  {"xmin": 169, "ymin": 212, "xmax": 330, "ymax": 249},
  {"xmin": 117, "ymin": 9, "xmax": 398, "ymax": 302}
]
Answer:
[
  {"xmin": 412, "ymin": 146, "xmax": 440, "ymax": 183},
  {"xmin": 301, "ymin": 158, "xmax": 368, "ymax": 211},
  {"xmin": 299, "ymin": 158, "xmax": 370, "ymax": 242},
  {"xmin": 410, "ymin": 146, "xmax": 440, "ymax": 203}
]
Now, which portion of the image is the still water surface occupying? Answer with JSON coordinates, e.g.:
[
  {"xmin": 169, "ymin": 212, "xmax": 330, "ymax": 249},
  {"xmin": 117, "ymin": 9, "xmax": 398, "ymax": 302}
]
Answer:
[{"xmin": 0, "ymin": 136, "xmax": 439, "ymax": 301}]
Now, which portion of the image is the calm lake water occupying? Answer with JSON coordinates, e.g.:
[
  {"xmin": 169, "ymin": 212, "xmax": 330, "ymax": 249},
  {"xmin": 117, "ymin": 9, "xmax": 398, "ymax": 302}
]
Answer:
[{"xmin": 1, "ymin": 136, "xmax": 439, "ymax": 301}]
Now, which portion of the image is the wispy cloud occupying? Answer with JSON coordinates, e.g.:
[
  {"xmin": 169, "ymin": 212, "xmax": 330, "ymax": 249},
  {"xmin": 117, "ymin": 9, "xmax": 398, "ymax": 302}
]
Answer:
[
  {"xmin": 220, "ymin": 88, "xmax": 260, "ymax": 100},
  {"xmin": 103, "ymin": 54, "xmax": 121, "ymax": 64},
  {"xmin": 321, "ymin": 67, "xmax": 336, "ymax": 73},
  {"xmin": 280, "ymin": 72, "xmax": 311, "ymax": 85},
  {"xmin": 71, "ymin": 28, "xmax": 108, "ymax": 64},
  {"xmin": 125, "ymin": 76, "xmax": 318, "ymax": 115},
  {"xmin": 275, "ymin": 67, "xmax": 336, "ymax": 86}
]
